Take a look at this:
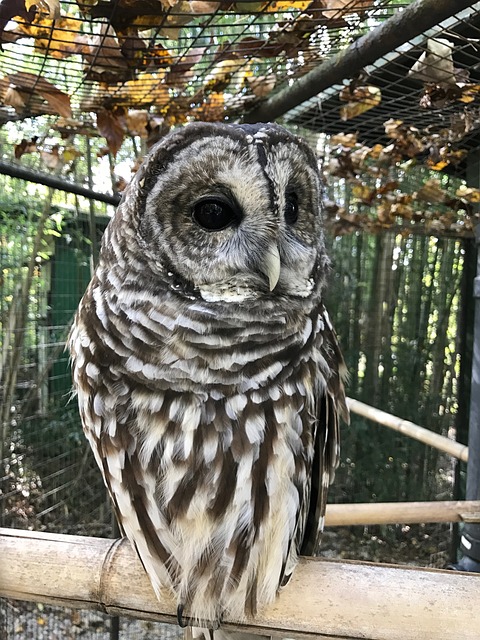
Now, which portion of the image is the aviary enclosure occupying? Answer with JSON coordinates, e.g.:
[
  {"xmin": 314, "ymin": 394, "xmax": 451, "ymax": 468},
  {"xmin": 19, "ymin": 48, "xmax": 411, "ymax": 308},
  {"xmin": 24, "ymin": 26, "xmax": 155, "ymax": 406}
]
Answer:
[{"xmin": 1, "ymin": 0, "xmax": 480, "ymax": 638}]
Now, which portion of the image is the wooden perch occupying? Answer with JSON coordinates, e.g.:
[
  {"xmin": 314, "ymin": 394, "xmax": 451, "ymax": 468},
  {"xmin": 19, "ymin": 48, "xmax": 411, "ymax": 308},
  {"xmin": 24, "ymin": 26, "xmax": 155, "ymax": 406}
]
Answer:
[
  {"xmin": 1, "ymin": 528, "xmax": 480, "ymax": 639},
  {"xmin": 347, "ymin": 397, "xmax": 468, "ymax": 462},
  {"xmin": 325, "ymin": 500, "xmax": 480, "ymax": 527}
]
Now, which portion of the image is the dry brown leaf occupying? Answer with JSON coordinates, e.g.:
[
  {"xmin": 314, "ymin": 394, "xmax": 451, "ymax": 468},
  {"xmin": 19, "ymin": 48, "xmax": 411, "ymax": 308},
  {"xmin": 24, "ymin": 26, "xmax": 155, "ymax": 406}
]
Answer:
[
  {"xmin": 456, "ymin": 185, "xmax": 480, "ymax": 203},
  {"xmin": 235, "ymin": 0, "xmax": 312, "ymax": 11},
  {"xmin": 0, "ymin": 0, "xmax": 36, "ymax": 44},
  {"xmin": 41, "ymin": 145, "xmax": 61, "ymax": 169},
  {"xmin": 25, "ymin": 0, "xmax": 61, "ymax": 19},
  {"xmin": 41, "ymin": 88, "xmax": 72, "ymax": 118},
  {"xmin": 125, "ymin": 110, "xmax": 149, "ymax": 136},
  {"xmin": 384, "ymin": 119, "xmax": 405, "ymax": 138},
  {"xmin": 384, "ymin": 119, "xmax": 423, "ymax": 157},
  {"xmin": 96, "ymin": 107, "xmax": 125, "ymax": 156},
  {"xmin": 329, "ymin": 132, "xmax": 358, "ymax": 147},
  {"xmin": 377, "ymin": 180, "xmax": 398, "ymax": 195},
  {"xmin": 322, "ymin": 0, "xmax": 371, "ymax": 17},
  {"xmin": 132, "ymin": 1, "xmax": 193, "ymax": 38},
  {"xmin": 83, "ymin": 25, "xmax": 129, "ymax": 82},
  {"xmin": 426, "ymin": 159, "xmax": 449, "ymax": 171},
  {"xmin": 416, "ymin": 179, "xmax": 448, "ymax": 204},
  {"xmin": 189, "ymin": 1, "xmax": 220, "ymax": 12},
  {"xmin": 0, "ymin": 72, "xmax": 71, "ymax": 117},
  {"xmin": 390, "ymin": 202, "xmax": 414, "ymax": 219},
  {"xmin": 266, "ymin": 0, "xmax": 313, "ymax": 10},
  {"xmin": 110, "ymin": 72, "xmax": 169, "ymax": 107},
  {"xmin": 3, "ymin": 86, "xmax": 26, "ymax": 109},
  {"xmin": 245, "ymin": 74, "xmax": 276, "ymax": 98},
  {"xmin": 14, "ymin": 136, "xmax": 38, "ymax": 158},
  {"xmin": 351, "ymin": 183, "xmax": 375, "ymax": 204},
  {"xmin": 377, "ymin": 203, "xmax": 394, "ymax": 225},
  {"xmin": 204, "ymin": 59, "xmax": 249, "ymax": 93},
  {"xmin": 340, "ymin": 85, "xmax": 381, "ymax": 120},
  {"xmin": 458, "ymin": 84, "xmax": 480, "ymax": 104},
  {"xmin": 166, "ymin": 46, "xmax": 206, "ymax": 87},
  {"xmin": 62, "ymin": 146, "xmax": 82, "ymax": 163},
  {"xmin": 367, "ymin": 143, "xmax": 384, "ymax": 159},
  {"xmin": 13, "ymin": 16, "xmax": 89, "ymax": 59},
  {"xmin": 193, "ymin": 91, "xmax": 225, "ymax": 121}
]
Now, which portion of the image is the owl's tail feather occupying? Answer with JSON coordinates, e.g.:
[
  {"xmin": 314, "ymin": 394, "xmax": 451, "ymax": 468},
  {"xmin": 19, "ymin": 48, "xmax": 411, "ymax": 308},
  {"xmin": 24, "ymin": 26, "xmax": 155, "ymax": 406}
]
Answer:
[{"xmin": 185, "ymin": 627, "xmax": 272, "ymax": 640}]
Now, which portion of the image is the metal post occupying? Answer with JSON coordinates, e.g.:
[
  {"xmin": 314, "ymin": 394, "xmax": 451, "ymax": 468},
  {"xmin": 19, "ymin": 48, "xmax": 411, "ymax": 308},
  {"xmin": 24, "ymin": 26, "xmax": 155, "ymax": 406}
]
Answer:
[
  {"xmin": 451, "ymin": 154, "xmax": 480, "ymax": 572},
  {"xmin": 454, "ymin": 224, "xmax": 480, "ymax": 571},
  {"xmin": 0, "ymin": 160, "xmax": 121, "ymax": 205}
]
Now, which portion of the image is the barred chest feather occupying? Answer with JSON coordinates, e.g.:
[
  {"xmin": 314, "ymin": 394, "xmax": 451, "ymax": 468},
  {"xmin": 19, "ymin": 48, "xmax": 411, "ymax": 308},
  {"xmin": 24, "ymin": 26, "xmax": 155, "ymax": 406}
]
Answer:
[{"xmin": 70, "ymin": 275, "xmax": 332, "ymax": 624}]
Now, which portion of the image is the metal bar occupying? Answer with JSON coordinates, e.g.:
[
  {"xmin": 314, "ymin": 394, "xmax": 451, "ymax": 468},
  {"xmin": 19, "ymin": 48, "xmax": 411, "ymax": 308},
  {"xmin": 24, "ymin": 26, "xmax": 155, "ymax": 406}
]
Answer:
[
  {"xmin": 244, "ymin": 0, "xmax": 479, "ymax": 123},
  {"xmin": 461, "ymin": 223, "xmax": 480, "ymax": 563},
  {"xmin": 454, "ymin": 155, "xmax": 480, "ymax": 570},
  {"xmin": 0, "ymin": 161, "xmax": 121, "ymax": 206}
]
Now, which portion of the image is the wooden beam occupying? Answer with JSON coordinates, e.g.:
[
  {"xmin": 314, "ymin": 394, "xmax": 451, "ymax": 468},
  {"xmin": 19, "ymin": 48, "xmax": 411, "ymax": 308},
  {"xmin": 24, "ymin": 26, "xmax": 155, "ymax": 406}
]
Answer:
[
  {"xmin": 325, "ymin": 500, "xmax": 480, "ymax": 527},
  {"xmin": 1, "ymin": 528, "xmax": 480, "ymax": 639},
  {"xmin": 347, "ymin": 397, "xmax": 469, "ymax": 462}
]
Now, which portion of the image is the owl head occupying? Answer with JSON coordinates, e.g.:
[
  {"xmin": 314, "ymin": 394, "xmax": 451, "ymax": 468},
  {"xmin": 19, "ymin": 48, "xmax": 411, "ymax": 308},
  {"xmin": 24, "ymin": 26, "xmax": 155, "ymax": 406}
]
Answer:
[{"xmin": 114, "ymin": 122, "xmax": 328, "ymax": 303}]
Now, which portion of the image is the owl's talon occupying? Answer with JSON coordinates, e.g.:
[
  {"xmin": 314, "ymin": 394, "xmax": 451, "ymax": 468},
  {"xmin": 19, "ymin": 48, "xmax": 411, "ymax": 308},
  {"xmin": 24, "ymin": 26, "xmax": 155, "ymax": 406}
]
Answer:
[{"xmin": 177, "ymin": 604, "xmax": 188, "ymax": 628}]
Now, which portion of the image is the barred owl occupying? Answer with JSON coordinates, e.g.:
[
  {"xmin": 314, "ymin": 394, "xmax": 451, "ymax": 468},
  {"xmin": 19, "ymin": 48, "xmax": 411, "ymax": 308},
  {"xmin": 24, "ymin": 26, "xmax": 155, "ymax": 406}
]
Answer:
[{"xmin": 69, "ymin": 122, "xmax": 348, "ymax": 632}]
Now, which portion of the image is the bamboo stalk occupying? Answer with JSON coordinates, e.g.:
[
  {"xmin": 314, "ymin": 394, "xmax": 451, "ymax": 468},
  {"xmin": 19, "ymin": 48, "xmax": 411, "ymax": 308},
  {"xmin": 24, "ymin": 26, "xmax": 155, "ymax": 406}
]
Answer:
[
  {"xmin": 325, "ymin": 500, "xmax": 480, "ymax": 527},
  {"xmin": 347, "ymin": 398, "xmax": 468, "ymax": 462},
  {"xmin": 0, "ymin": 191, "xmax": 54, "ymax": 459},
  {"xmin": 1, "ymin": 528, "xmax": 479, "ymax": 639}
]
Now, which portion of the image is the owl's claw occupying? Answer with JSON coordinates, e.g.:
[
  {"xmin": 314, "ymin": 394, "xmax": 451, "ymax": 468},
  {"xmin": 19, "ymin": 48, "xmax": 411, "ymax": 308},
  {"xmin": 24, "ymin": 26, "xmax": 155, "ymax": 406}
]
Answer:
[
  {"xmin": 176, "ymin": 604, "xmax": 221, "ymax": 631},
  {"xmin": 177, "ymin": 604, "xmax": 188, "ymax": 628}
]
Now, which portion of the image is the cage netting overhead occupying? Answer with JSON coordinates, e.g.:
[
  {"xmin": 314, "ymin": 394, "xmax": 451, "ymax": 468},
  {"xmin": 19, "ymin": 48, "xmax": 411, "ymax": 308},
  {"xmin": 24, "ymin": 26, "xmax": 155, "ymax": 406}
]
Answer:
[
  {"xmin": 1, "ymin": 1, "xmax": 480, "ymax": 238},
  {"xmin": 0, "ymin": 0, "xmax": 412, "ymax": 147}
]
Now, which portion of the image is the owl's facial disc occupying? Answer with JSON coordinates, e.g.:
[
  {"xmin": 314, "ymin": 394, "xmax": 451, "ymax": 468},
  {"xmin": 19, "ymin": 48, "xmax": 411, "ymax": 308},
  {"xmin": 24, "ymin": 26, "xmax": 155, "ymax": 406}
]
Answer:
[{"xmin": 138, "ymin": 125, "xmax": 326, "ymax": 301}]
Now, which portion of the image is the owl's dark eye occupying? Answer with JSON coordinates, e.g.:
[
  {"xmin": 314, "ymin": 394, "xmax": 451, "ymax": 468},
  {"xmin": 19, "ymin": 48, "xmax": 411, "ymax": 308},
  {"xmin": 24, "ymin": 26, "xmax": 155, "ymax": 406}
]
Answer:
[
  {"xmin": 192, "ymin": 196, "xmax": 239, "ymax": 231},
  {"xmin": 285, "ymin": 192, "xmax": 299, "ymax": 225}
]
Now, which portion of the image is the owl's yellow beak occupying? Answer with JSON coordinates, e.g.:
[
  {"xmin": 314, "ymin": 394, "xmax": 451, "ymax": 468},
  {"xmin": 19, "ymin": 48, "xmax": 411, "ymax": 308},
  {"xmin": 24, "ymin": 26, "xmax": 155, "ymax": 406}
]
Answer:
[{"xmin": 261, "ymin": 243, "xmax": 281, "ymax": 291}]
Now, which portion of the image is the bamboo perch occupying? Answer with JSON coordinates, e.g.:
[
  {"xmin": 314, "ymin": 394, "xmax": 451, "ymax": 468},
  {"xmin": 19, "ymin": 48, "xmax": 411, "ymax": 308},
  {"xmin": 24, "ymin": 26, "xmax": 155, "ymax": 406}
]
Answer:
[
  {"xmin": 347, "ymin": 397, "xmax": 469, "ymax": 463},
  {"xmin": 1, "ymin": 529, "xmax": 480, "ymax": 640},
  {"xmin": 325, "ymin": 500, "xmax": 480, "ymax": 527}
]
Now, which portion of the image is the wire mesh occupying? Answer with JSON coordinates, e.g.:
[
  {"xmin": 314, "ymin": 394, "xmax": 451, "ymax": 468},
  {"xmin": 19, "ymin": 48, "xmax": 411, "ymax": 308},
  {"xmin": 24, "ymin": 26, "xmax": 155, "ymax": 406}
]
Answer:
[
  {"xmin": 0, "ymin": 0, "xmax": 411, "ymax": 126},
  {"xmin": 286, "ymin": 2, "xmax": 480, "ymax": 158}
]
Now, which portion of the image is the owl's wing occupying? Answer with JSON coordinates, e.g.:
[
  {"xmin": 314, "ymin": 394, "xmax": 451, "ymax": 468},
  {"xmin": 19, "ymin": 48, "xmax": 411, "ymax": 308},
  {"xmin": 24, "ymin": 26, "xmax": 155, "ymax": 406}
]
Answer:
[
  {"xmin": 70, "ymin": 316, "xmax": 179, "ymax": 597},
  {"xmin": 80, "ymin": 389, "xmax": 181, "ymax": 596},
  {"xmin": 301, "ymin": 306, "xmax": 349, "ymax": 556}
]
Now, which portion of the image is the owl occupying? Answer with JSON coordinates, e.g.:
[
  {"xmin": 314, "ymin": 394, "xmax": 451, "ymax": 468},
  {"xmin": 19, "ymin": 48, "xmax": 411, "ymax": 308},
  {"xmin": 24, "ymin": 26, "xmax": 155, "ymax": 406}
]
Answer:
[{"xmin": 69, "ymin": 122, "xmax": 348, "ymax": 633}]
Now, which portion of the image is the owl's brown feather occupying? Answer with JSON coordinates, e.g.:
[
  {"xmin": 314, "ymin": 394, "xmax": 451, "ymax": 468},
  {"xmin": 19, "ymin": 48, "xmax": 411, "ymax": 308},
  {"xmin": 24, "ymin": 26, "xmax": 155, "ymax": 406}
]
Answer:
[{"xmin": 69, "ymin": 122, "xmax": 348, "ymax": 629}]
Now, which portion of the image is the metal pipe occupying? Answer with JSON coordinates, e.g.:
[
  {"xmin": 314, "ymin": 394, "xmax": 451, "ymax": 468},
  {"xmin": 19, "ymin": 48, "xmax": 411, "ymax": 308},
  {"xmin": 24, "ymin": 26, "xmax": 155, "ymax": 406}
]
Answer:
[
  {"xmin": 0, "ymin": 160, "xmax": 121, "ymax": 206},
  {"xmin": 458, "ymin": 222, "xmax": 480, "ymax": 569},
  {"xmin": 244, "ymin": 0, "xmax": 479, "ymax": 123}
]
